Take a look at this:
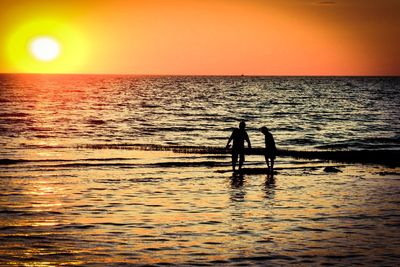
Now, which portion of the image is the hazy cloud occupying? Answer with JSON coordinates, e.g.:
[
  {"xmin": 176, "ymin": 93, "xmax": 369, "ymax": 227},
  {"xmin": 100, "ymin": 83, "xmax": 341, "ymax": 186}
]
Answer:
[{"xmin": 316, "ymin": 1, "xmax": 337, "ymax": 5}]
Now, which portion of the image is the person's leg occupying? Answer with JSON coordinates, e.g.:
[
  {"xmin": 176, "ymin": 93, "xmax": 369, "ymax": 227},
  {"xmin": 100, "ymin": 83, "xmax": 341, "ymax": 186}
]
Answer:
[
  {"xmin": 238, "ymin": 152, "xmax": 245, "ymax": 171},
  {"xmin": 271, "ymin": 158, "xmax": 274, "ymax": 171},
  {"xmin": 232, "ymin": 153, "xmax": 238, "ymax": 171},
  {"xmin": 265, "ymin": 154, "xmax": 270, "ymax": 170}
]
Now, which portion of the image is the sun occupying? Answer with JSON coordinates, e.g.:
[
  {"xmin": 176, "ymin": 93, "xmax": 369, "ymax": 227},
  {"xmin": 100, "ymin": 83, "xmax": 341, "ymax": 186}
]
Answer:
[
  {"xmin": 5, "ymin": 18, "xmax": 88, "ymax": 73},
  {"xmin": 29, "ymin": 36, "xmax": 61, "ymax": 61}
]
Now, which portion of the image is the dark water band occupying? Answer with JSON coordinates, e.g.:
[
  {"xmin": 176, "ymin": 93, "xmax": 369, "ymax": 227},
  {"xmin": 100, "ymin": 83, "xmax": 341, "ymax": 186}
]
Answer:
[{"xmin": 76, "ymin": 143, "xmax": 399, "ymax": 166}]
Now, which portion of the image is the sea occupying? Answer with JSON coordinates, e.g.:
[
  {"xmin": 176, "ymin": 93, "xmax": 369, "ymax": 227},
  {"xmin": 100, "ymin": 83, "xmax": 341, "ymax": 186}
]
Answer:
[{"xmin": 1, "ymin": 74, "xmax": 400, "ymax": 266}]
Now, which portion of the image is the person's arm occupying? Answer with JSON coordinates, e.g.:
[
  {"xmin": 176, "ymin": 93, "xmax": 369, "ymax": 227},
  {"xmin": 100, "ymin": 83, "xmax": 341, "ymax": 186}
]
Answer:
[
  {"xmin": 271, "ymin": 134, "xmax": 276, "ymax": 150},
  {"xmin": 226, "ymin": 132, "xmax": 234, "ymax": 149},
  {"xmin": 245, "ymin": 132, "xmax": 251, "ymax": 149}
]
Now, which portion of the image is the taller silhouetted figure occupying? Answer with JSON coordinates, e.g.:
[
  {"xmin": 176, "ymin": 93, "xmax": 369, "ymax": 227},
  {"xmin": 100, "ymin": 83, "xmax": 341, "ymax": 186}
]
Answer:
[
  {"xmin": 226, "ymin": 121, "xmax": 251, "ymax": 172},
  {"xmin": 260, "ymin": 126, "xmax": 276, "ymax": 173}
]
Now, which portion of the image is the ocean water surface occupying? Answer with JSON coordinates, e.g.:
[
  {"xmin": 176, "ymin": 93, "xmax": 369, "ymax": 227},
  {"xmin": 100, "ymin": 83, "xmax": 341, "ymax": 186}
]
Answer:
[
  {"xmin": 1, "ymin": 75, "xmax": 400, "ymax": 265},
  {"xmin": 1, "ymin": 75, "xmax": 399, "ymax": 151}
]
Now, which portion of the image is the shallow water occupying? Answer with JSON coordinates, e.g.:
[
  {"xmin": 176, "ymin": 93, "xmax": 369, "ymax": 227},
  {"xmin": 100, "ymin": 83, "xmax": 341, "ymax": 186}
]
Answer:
[
  {"xmin": 1, "ymin": 75, "xmax": 400, "ymax": 265},
  {"xmin": 1, "ymin": 149, "xmax": 400, "ymax": 265}
]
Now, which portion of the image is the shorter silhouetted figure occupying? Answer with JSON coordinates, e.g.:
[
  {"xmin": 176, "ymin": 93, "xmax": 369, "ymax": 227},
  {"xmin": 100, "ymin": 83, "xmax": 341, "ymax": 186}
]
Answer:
[
  {"xmin": 226, "ymin": 121, "xmax": 251, "ymax": 172},
  {"xmin": 260, "ymin": 126, "xmax": 276, "ymax": 173}
]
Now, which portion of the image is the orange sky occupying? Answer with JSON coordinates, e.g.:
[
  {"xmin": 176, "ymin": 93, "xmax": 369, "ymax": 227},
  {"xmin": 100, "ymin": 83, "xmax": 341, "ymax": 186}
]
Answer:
[{"xmin": 1, "ymin": 0, "xmax": 399, "ymax": 75}]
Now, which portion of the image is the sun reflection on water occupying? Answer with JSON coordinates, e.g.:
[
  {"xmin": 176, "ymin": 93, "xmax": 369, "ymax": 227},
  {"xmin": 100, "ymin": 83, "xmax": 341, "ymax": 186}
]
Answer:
[{"xmin": 1, "ymin": 146, "xmax": 399, "ymax": 265}]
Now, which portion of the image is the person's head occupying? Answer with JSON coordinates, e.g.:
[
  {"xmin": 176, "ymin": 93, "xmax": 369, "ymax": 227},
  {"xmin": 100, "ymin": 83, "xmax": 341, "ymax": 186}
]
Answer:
[
  {"xmin": 260, "ymin": 126, "xmax": 268, "ymax": 134},
  {"xmin": 239, "ymin": 121, "xmax": 246, "ymax": 130}
]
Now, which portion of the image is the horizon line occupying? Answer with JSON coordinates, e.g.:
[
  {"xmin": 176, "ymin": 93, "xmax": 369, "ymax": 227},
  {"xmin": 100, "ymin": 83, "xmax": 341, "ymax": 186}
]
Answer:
[{"xmin": 1, "ymin": 72, "xmax": 399, "ymax": 78}]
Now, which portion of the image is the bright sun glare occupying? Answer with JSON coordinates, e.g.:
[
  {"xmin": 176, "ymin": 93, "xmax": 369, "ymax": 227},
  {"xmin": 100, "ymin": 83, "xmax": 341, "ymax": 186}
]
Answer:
[{"xmin": 29, "ymin": 36, "xmax": 60, "ymax": 61}]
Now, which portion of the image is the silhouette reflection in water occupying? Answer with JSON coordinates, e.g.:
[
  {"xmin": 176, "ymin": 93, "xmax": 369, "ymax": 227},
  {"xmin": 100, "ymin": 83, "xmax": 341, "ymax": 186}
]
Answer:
[
  {"xmin": 226, "ymin": 121, "xmax": 251, "ymax": 172},
  {"xmin": 229, "ymin": 173, "xmax": 246, "ymax": 202},
  {"xmin": 264, "ymin": 173, "xmax": 276, "ymax": 201}
]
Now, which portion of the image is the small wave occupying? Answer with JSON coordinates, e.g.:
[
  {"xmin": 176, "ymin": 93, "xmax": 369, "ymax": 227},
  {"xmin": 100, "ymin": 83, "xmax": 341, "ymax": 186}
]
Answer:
[
  {"xmin": 149, "ymin": 161, "xmax": 228, "ymax": 168},
  {"xmin": 316, "ymin": 136, "xmax": 400, "ymax": 150},
  {"xmin": 0, "ymin": 159, "xmax": 28, "ymax": 165},
  {"xmin": 86, "ymin": 119, "xmax": 107, "ymax": 125},
  {"xmin": 127, "ymin": 178, "xmax": 162, "ymax": 183},
  {"xmin": 0, "ymin": 112, "xmax": 30, "ymax": 117},
  {"xmin": 0, "ymin": 209, "xmax": 62, "ymax": 216},
  {"xmin": 377, "ymin": 171, "xmax": 400, "ymax": 176},
  {"xmin": 230, "ymin": 255, "xmax": 295, "ymax": 262},
  {"xmin": 0, "ymin": 118, "xmax": 33, "ymax": 124},
  {"xmin": 279, "ymin": 149, "xmax": 400, "ymax": 166},
  {"xmin": 28, "ymin": 126, "xmax": 53, "ymax": 132},
  {"xmin": 57, "ymin": 223, "xmax": 96, "ymax": 230},
  {"xmin": 291, "ymin": 226, "xmax": 328, "ymax": 232},
  {"xmin": 323, "ymin": 254, "xmax": 363, "ymax": 259},
  {"xmin": 96, "ymin": 222, "xmax": 133, "ymax": 226},
  {"xmin": 77, "ymin": 143, "xmax": 230, "ymax": 154},
  {"xmin": 287, "ymin": 138, "xmax": 318, "ymax": 146},
  {"xmin": 140, "ymin": 102, "xmax": 158, "ymax": 108},
  {"xmin": 0, "ymin": 157, "xmax": 136, "ymax": 165},
  {"xmin": 33, "ymin": 135, "xmax": 54, "ymax": 139},
  {"xmin": 54, "ymin": 162, "xmax": 136, "ymax": 168},
  {"xmin": 363, "ymin": 136, "xmax": 400, "ymax": 144},
  {"xmin": 20, "ymin": 144, "xmax": 68, "ymax": 149},
  {"xmin": 315, "ymin": 143, "xmax": 351, "ymax": 149}
]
